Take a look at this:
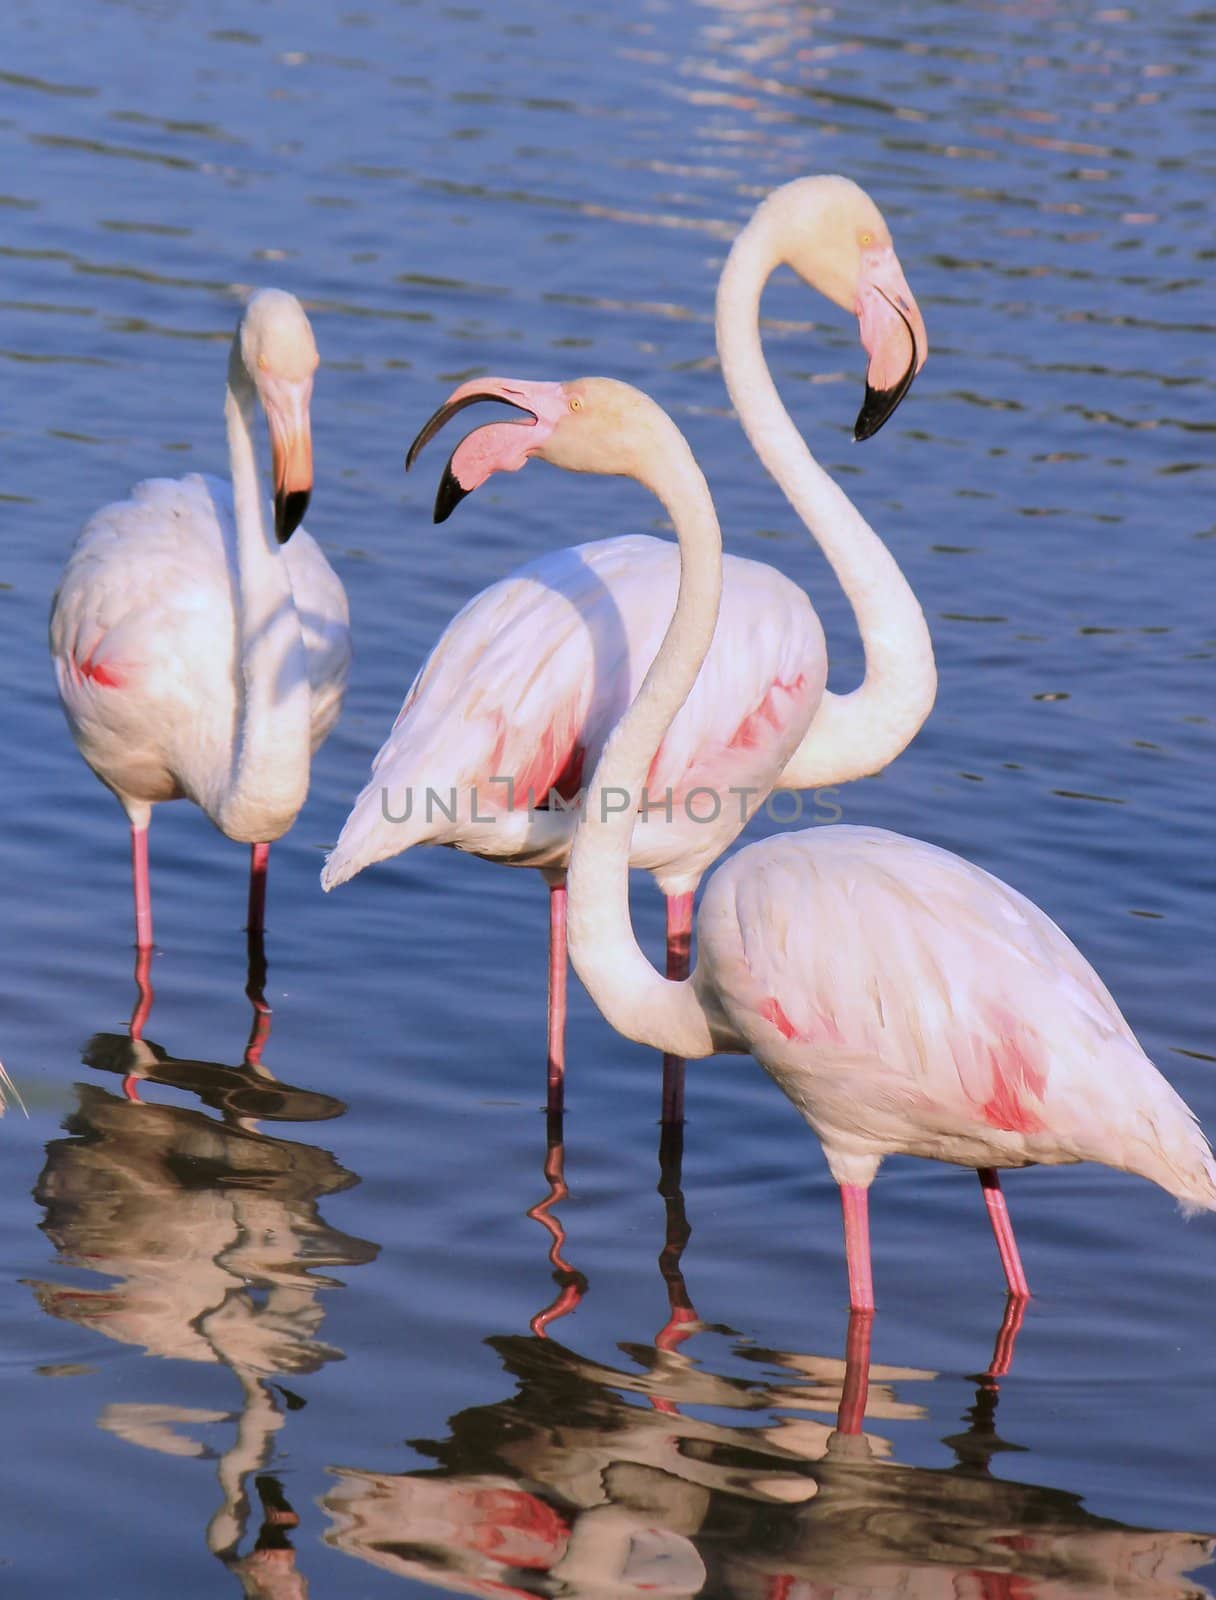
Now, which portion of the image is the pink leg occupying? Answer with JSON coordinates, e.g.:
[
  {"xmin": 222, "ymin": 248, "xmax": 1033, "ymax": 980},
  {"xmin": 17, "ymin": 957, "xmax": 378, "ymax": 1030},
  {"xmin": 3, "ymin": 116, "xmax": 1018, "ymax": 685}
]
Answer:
[
  {"xmin": 978, "ymin": 1168, "xmax": 1030, "ymax": 1299},
  {"xmin": 654, "ymin": 1119, "xmax": 698, "ymax": 1361},
  {"xmin": 835, "ymin": 1308, "xmax": 874, "ymax": 1436},
  {"xmin": 547, "ymin": 879, "xmax": 568, "ymax": 1117},
  {"xmin": 660, "ymin": 891, "xmax": 694, "ymax": 1126},
  {"xmin": 839, "ymin": 1184, "xmax": 875, "ymax": 1312},
  {"xmin": 247, "ymin": 842, "xmax": 270, "ymax": 935},
  {"xmin": 131, "ymin": 823, "xmax": 152, "ymax": 950}
]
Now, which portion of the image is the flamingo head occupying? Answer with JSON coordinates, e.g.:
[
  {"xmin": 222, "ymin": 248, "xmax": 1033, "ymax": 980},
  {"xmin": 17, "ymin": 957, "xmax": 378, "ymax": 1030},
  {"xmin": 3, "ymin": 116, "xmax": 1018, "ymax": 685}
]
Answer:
[
  {"xmin": 762, "ymin": 175, "xmax": 928, "ymax": 440},
  {"xmin": 407, "ymin": 375, "xmax": 660, "ymax": 521},
  {"xmin": 236, "ymin": 289, "xmax": 319, "ymax": 542}
]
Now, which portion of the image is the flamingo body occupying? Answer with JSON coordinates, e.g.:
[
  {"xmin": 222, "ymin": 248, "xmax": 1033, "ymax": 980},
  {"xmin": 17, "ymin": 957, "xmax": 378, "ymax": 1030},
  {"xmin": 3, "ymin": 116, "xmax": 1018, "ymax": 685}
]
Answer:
[
  {"xmin": 322, "ymin": 533, "xmax": 823, "ymax": 894},
  {"xmin": 50, "ymin": 289, "xmax": 349, "ymax": 945},
  {"xmin": 696, "ymin": 825, "xmax": 1216, "ymax": 1207},
  {"xmin": 51, "ymin": 473, "xmax": 350, "ymax": 841}
]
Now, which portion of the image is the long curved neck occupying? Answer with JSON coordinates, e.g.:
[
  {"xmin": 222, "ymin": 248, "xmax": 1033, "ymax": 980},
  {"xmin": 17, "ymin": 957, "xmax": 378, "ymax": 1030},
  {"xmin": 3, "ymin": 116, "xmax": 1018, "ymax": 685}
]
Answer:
[
  {"xmin": 566, "ymin": 424, "xmax": 721, "ymax": 1061},
  {"xmin": 214, "ymin": 366, "xmax": 310, "ymax": 840},
  {"xmin": 717, "ymin": 210, "xmax": 936, "ymax": 788}
]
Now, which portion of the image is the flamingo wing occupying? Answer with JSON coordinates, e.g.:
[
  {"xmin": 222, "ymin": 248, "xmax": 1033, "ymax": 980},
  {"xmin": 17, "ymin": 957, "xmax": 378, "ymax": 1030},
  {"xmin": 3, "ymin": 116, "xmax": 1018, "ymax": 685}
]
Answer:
[
  {"xmin": 50, "ymin": 475, "xmax": 242, "ymax": 810},
  {"xmin": 324, "ymin": 535, "xmax": 824, "ymax": 890},
  {"xmin": 699, "ymin": 826, "xmax": 1214, "ymax": 1200}
]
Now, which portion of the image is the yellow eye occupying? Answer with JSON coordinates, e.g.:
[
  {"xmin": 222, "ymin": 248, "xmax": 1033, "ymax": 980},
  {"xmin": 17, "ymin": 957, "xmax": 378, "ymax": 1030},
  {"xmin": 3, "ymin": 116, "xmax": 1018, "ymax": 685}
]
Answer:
[
  {"xmin": 569, "ymin": 396, "xmax": 583, "ymax": 412},
  {"xmin": 860, "ymin": 230, "xmax": 873, "ymax": 248},
  {"xmin": 257, "ymin": 354, "xmax": 269, "ymax": 371}
]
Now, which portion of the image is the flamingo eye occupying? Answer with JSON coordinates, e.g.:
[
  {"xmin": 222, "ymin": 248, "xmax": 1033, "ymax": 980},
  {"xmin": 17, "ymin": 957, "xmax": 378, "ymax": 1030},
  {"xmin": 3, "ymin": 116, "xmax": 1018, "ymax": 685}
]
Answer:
[
  {"xmin": 860, "ymin": 230, "xmax": 874, "ymax": 248},
  {"xmin": 569, "ymin": 396, "xmax": 583, "ymax": 412},
  {"xmin": 257, "ymin": 355, "xmax": 270, "ymax": 372}
]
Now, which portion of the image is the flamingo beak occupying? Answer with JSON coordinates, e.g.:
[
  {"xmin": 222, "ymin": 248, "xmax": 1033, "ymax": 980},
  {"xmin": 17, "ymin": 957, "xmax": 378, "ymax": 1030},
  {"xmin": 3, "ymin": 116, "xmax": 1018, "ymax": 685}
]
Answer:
[
  {"xmin": 406, "ymin": 376, "xmax": 567, "ymax": 523},
  {"xmin": 265, "ymin": 376, "xmax": 314, "ymax": 542},
  {"xmin": 854, "ymin": 245, "xmax": 928, "ymax": 442}
]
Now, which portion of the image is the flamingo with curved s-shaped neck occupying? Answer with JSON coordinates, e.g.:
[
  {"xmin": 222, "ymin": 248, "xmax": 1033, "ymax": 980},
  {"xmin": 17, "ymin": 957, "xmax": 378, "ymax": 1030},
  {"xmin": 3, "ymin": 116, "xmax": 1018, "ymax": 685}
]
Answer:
[
  {"xmin": 413, "ymin": 372, "xmax": 1216, "ymax": 1310},
  {"xmin": 51, "ymin": 290, "xmax": 351, "ymax": 949},
  {"xmin": 322, "ymin": 176, "xmax": 933, "ymax": 1118}
]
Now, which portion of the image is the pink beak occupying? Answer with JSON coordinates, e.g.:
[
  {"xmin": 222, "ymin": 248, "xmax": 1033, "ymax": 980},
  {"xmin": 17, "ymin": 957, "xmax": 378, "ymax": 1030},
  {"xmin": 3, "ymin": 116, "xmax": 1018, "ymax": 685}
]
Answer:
[
  {"xmin": 854, "ymin": 245, "xmax": 928, "ymax": 441},
  {"xmin": 406, "ymin": 376, "xmax": 568, "ymax": 522}
]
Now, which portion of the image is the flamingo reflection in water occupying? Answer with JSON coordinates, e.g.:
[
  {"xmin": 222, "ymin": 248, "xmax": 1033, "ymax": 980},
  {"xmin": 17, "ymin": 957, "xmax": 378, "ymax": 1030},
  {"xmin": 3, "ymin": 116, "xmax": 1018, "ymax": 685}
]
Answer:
[
  {"xmin": 325, "ymin": 1136, "xmax": 1211, "ymax": 1600},
  {"xmin": 26, "ymin": 955, "xmax": 376, "ymax": 1597}
]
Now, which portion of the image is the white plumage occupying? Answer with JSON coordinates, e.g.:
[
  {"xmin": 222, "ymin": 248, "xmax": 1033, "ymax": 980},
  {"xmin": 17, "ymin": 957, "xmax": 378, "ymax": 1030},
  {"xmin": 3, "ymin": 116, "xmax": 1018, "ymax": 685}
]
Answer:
[
  {"xmin": 49, "ymin": 290, "xmax": 350, "ymax": 945},
  {"xmin": 697, "ymin": 825, "xmax": 1216, "ymax": 1209},
  {"xmin": 52, "ymin": 473, "xmax": 349, "ymax": 826},
  {"xmin": 322, "ymin": 534, "xmax": 821, "ymax": 894}
]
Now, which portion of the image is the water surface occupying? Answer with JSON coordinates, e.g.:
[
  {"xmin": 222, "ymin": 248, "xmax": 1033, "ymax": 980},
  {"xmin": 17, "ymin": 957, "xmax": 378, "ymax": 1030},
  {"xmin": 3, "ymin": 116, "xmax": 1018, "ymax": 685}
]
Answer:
[{"xmin": 1, "ymin": 1, "xmax": 1213, "ymax": 1594}]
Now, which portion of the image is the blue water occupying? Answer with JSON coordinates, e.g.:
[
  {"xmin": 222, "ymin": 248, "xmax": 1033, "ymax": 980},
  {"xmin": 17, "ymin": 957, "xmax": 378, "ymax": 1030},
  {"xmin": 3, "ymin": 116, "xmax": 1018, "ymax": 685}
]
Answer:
[{"xmin": 1, "ymin": 1, "xmax": 1213, "ymax": 1593}]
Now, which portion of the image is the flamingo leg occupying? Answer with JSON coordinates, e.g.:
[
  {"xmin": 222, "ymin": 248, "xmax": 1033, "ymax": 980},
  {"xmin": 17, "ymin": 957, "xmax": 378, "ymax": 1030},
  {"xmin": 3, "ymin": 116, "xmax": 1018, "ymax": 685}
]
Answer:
[
  {"xmin": 835, "ymin": 1308, "xmax": 874, "ymax": 1436},
  {"xmin": 977, "ymin": 1168, "xmax": 1030, "ymax": 1299},
  {"xmin": 243, "ymin": 928, "xmax": 273, "ymax": 1073},
  {"xmin": 839, "ymin": 1184, "xmax": 875, "ymax": 1312},
  {"xmin": 547, "ymin": 878, "xmax": 568, "ymax": 1116},
  {"xmin": 247, "ymin": 842, "xmax": 270, "ymax": 936},
  {"xmin": 655, "ymin": 1119, "xmax": 698, "ymax": 1358},
  {"xmin": 660, "ymin": 891, "xmax": 694, "ymax": 1126},
  {"xmin": 131, "ymin": 823, "xmax": 153, "ymax": 950}
]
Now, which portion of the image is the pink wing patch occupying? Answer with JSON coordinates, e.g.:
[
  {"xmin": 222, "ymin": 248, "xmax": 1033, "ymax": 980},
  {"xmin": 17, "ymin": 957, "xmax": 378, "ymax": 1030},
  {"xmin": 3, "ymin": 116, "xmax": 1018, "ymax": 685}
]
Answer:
[
  {"xmin": 513, "ymin": 732, "xmax": 585, "ymax": 810},
  {"xmin": 479, "ymin": 706, "xmax": 585, "ymax": 812},
  {"xmin": 72, "ymin": 642, "xmax": 126, "ymax": 689},
  {"xmin": 725, "ymin": 673, "xmax": 807, "ymax": 753},
  {"xmin": 978, "ymin": 1013, "xmax": 1048, "ymax": 1134},
  {"xmin": 759, "ymin": 996, "xmax": 845, "ymax": 1046},
  {"xmin": 760, "ymin": 997, "xmax": 801, "ymax": 1041},
  {"xmin": 648, "ymin": 671, "xmax": 810, "ymax": 797}
]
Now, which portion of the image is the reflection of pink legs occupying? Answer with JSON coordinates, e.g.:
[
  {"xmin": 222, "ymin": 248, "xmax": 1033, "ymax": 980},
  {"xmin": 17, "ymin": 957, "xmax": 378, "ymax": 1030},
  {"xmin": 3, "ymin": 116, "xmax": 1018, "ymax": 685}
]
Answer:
[
  {"xmin": 129, "ymin": 944, "xmax": 154, "ymax": 1044},
  {"xmin": 839, "ymin": 1184, "xmax": 875, "ymax": 1312},
  {"xmin": 527, "ymin": 1125, "xmax": 584, "ymax": 1337},
  {"xmin": 835, "ymin": 1308, "xmax": 874, "ymax": 1435},
  {"xmin": 123, "ymin": 943, "xmax": 155, "ymax": 1103},
  {"xmin": 546, "ymin": 879, "xmax": 568, "ymax": 1117},
  {"xmin": 131, "ymin": 823, "xmax": 152, "ymax": 950},
  {"xmin": 247, "ymin": 842, "xmax": 270, "ymax": 936},
  {"xmin": 655, "ymin": 1120, "xmax": 698, "ymax": 1357},
  {"xmin": 988, "ymin": 1292, "xmax": 1028, "ymax": 1379},
  {"xmin": 660, "ymin": 891, "xmax": 694, "ymax": 1126},
  {"xmin": 978, "ymin": 1167, "xmax": 1030, "ymax": 1299},
  {"xmin": 244, "ymin": 930, "xmax": 272, "ymax": 1070}
]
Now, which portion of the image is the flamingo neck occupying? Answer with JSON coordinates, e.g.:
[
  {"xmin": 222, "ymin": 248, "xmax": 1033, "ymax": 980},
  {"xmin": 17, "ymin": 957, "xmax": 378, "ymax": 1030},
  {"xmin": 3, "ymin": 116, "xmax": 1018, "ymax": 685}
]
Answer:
[
  {"xmin": 716, "ymin": 206, "xmax": 936, "ymax": 787},
  {"xmin": 214, "ymin": 368, "xmax": 310, "ymax": 841},
  {"xmin": 566, "ymin": 420, "xmax": 720, "ymax": 1061}
]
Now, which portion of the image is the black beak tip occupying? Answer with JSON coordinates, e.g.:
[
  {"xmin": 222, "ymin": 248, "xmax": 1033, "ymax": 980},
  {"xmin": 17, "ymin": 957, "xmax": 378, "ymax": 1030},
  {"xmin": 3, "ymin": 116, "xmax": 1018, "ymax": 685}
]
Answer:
[
  {"xmin": 433, "ymin": 462, "xmax": 471, "ymax": 525},
  {"xmin": 275, "ymin": 488, "xmax": 310, "ymax": 543},
  {"xmin": 854, "ymin": 383, "xmax": 900, "ymax": 442}
]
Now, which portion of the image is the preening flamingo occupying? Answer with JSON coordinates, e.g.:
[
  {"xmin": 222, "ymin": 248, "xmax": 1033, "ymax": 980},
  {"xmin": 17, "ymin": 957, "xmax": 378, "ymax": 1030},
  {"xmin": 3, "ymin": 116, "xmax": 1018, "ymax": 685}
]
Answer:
[
  {"xmin": 420, "ymin": 373, "xmax": 1216, "ymax": 1310},
  {"xmin": 322, "ymin": 176, "xmax": 934, "ymax": 1116},
  {"xmin": 51, "ymin": 290, "xmax": 351, "ymax": 949}
]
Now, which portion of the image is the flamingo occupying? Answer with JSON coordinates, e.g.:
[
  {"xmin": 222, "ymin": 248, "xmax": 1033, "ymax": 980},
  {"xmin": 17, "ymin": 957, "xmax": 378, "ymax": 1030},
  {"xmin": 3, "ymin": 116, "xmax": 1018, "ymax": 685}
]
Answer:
[
  {"xmin": 322, "ymin": 176, "xmax": 934, "ymax": 1117},
  {"xmin": 50, "ymin": 289, "xmax": 351, "ymax": 949},
  {"xmin": 415, "ymin": 372, "xmax": 1216, "ymax": 1310}
]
